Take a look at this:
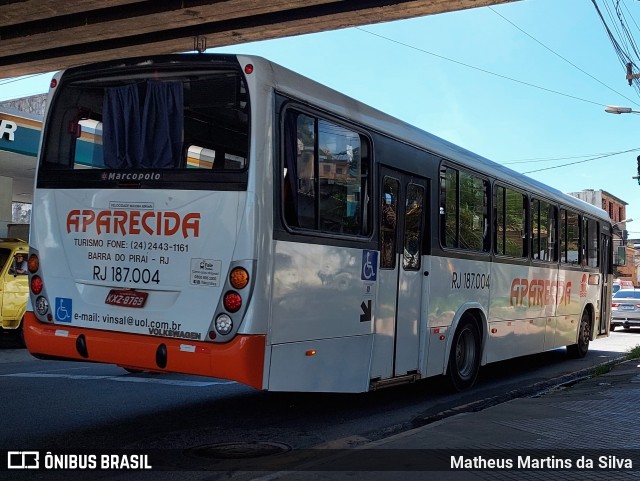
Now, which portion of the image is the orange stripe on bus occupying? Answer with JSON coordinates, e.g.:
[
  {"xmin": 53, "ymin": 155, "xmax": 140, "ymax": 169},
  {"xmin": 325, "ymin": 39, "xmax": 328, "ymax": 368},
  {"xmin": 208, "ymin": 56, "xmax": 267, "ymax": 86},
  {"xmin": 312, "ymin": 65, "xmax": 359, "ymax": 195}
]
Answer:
[{"xmin": 24, "ymin": 312, "xmax": 266, "ymax": 390}]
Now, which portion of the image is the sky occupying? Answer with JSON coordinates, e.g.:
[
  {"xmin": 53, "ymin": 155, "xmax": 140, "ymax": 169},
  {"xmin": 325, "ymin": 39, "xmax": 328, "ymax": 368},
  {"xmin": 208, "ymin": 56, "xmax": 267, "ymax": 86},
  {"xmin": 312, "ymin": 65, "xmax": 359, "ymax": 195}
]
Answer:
[{"xmin": 2, "ymin": 0, "xmax": 640, "ymax": 234}]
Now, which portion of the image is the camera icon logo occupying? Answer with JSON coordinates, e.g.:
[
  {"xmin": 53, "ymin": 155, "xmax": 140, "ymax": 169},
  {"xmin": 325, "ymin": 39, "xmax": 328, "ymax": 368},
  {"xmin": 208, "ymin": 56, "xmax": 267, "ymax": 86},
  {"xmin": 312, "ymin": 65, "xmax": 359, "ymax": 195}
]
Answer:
[{"xmin": 7, "ymin": 451, "xmax": 39, "ymax": 469}]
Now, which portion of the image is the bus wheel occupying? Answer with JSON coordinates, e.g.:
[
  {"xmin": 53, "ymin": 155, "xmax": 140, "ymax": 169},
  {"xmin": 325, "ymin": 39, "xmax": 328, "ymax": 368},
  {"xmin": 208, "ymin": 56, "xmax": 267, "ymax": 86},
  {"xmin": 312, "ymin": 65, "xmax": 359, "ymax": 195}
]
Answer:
[
  {"xmin": 567, "ymin": 311, "xmax": 591, "ymax": 358},
  {"xmin": 448, "ymin": 317, "xmax": 481, "ymax": 391}
]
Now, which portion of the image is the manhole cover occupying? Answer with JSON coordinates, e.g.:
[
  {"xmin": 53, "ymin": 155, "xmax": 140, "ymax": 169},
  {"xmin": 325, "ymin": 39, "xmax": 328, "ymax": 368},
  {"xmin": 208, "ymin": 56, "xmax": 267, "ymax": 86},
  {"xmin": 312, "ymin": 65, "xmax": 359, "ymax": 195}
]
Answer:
[{"xmin": 186, "ymin": 441, "xmax": 291, "ymax": 459}]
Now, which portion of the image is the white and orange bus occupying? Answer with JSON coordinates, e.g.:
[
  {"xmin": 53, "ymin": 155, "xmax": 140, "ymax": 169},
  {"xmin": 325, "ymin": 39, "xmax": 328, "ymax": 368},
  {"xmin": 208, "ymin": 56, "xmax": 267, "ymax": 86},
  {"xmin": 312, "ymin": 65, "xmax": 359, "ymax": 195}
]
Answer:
[{"xmin": 25, "ymin": 54, "xmax": 613, "ymax": 392}]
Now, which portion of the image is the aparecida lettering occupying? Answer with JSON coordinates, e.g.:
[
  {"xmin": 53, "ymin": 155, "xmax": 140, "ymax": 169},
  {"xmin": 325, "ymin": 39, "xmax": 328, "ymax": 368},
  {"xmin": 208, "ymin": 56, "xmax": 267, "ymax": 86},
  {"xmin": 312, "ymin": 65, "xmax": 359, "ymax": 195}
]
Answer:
[
  {"xmin": 509, "ymin": 278, "xmax": 572, "ymax": 307},
  {"xmin": 66, "ymin": 209, "xmax": 200, "ymax": 238}
]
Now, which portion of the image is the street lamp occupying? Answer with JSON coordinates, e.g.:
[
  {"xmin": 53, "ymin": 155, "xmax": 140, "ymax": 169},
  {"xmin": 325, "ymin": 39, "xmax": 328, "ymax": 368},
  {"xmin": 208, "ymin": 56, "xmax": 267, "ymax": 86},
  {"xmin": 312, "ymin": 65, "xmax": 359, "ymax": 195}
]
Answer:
[
  {"xmin": 613, "ymin": 219, "xmax": 632, "ymax": 244},
  {"xmin": 612, "ymin": 219, "xmax": 632, "ymax": 247},
  {"xmin": 605, "ymin": 105, "xmax": 640, "ymax": 114},
  {"xmin": 604, "ymin": 108, "xmax": 640, "ymax": 183},
  {"xmin": 613, "ymin": 218, "xmax": 633, "ymax": 227}
]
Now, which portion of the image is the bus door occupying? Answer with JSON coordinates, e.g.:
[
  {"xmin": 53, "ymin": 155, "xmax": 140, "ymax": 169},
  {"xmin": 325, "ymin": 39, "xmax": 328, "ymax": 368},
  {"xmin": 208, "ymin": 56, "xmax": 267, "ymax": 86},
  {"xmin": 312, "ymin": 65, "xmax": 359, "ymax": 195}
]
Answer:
[
  {"xmin": 372, "ymin": 168, "xmax": 428, "ymax": 379},
  {"xmin": 598, "ymin": 233, "xmax": 612, "ymax": 336}
]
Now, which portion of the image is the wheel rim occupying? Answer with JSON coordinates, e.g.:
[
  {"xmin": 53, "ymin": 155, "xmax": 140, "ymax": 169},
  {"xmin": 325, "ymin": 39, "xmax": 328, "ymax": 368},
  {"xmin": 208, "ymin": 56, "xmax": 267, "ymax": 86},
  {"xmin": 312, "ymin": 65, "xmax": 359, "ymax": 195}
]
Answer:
[
  {"xmin": 455, "ymin": 327, "xmax": 477, "ymax": 380},
  {"xmin": 579, "ymin": 318, "xmax": 591, "ymax": 349}
]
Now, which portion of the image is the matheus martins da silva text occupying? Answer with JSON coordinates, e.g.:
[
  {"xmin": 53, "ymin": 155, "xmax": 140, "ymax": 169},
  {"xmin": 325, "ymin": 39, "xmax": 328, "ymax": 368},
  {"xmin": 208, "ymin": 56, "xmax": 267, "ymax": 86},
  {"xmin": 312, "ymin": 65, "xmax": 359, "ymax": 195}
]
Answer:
[{"xmin": 451, "ymin": 455, "xmax": 633, "ymax": 470}]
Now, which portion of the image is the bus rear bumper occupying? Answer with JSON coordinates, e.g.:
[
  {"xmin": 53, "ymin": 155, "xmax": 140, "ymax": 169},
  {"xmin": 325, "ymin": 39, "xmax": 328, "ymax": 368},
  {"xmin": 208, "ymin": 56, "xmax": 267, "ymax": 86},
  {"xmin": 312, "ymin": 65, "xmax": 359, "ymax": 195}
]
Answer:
[{"xmin": 23, "ymin": 312, "xmax": 266, "ymax": 390}]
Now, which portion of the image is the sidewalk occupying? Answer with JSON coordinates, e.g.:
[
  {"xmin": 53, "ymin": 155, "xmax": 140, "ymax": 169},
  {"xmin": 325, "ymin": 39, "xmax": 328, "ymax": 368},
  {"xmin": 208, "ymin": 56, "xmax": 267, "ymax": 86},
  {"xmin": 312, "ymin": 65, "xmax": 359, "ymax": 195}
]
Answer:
[{"xmin": 249, "ymin": 359, "xmax": 640, "ymax": 480}]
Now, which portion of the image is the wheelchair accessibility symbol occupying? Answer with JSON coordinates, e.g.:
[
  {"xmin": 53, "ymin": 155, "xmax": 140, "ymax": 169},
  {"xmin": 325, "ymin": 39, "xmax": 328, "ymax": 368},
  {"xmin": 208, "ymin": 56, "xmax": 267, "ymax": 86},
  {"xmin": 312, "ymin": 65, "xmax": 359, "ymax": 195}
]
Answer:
[
  {"xmin": 361, "ymin": 250, "xmax": 378, "ymax": 281},
  {"xmin": 55, "ymin": 298, "xmax": 73, "ymax": 323}
]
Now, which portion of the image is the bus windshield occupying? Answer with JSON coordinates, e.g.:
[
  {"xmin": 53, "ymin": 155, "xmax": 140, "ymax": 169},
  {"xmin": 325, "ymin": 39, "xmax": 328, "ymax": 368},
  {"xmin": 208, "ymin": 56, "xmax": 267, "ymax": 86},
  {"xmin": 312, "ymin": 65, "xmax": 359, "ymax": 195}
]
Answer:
[{"xmin": 40, "ymin": 61, "xmax": 249, "ymax": 181}]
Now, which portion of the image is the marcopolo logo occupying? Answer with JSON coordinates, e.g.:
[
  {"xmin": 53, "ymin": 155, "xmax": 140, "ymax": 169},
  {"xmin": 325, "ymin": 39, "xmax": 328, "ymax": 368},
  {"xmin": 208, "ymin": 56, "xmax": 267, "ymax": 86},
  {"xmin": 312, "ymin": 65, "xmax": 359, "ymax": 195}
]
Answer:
[
  {"xmin": 7, "ymin": 451, "xmax": 39, "ymax": 469},
  {"xmin": 101, "ymin": 172, "xmax": 162, "ymax": 181}
]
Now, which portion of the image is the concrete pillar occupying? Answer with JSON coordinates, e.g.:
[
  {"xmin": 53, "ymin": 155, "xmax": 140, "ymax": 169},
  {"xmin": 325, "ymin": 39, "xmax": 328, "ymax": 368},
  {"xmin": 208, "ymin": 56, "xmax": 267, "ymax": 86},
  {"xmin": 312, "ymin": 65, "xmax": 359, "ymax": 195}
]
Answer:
[{"xmin": 0, "ymin": 175, "xmax": 12, "ymax": 237}]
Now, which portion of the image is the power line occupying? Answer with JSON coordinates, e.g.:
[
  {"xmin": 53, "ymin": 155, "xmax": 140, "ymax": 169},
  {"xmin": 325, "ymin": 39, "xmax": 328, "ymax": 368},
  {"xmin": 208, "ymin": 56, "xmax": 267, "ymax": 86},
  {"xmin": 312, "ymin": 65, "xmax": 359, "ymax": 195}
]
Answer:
[
  {"xmin": 355, "ymin": 21, "xmax": 640, "ymax": 174},
  {"xmin": 521, "ymin": 147, "xmax": 640, "ymax": 173},
  {"xmin": 489, "ymin": 6, "xmax": 640, "ymax": 107},
  {"xmin": 592, "ymin": 0, "xmax": 640, "ymax": 97},
  {"xmin": 356, "ymin": 27, "xmax": 608, "ymax": 107},
  {"xmin": 622, "ymin": 0, "xmax": 640, "ymax": 37},
  {"xmin": 503, "ymin": 150, "xmax": 626, "ymax": 164}
]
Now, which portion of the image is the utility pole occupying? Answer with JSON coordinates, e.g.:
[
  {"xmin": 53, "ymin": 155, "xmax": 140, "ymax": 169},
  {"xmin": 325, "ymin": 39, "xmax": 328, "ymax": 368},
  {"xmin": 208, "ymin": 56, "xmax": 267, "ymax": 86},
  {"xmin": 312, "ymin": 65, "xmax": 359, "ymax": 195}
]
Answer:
[{"xmin": 627, "ymin": 62, "xmax": 640, "ymax": 86}]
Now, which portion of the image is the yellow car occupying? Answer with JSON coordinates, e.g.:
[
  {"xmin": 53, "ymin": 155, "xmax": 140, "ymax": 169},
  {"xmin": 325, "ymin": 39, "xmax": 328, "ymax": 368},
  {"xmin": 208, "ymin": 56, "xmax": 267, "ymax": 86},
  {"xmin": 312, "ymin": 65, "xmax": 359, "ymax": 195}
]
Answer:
[{"xmin": 0, "ymin": 238, "xmax": 29, "ymax": 345}]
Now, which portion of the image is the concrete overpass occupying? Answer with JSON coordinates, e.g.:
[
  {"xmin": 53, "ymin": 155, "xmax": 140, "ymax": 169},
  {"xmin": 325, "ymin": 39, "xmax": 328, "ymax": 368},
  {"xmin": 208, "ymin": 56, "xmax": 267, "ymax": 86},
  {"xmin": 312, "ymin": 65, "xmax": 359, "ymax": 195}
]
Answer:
[
  {"xmin": 0, "ymin": 0, "xmax": 519, "ymax": 236},
  {"xmin": 1, "ymin": 0, "xmax": 518, "ymax": 79}
]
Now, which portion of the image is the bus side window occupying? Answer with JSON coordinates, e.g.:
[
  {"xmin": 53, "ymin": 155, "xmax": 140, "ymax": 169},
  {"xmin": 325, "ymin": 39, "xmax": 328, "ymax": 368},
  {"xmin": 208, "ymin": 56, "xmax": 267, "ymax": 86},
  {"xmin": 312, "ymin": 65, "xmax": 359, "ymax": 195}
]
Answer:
[
  {"xmin": 403, "ymin": 183, "xmax": 424, "ymax": 270},
  {"xmin": 282, "ymin": 108, "xmax": 371, "ymax": 236},
  {"xmin": 381, "ymin": 177, "xmax": 399, "ymax": 269},
  {"xmin": 440, "ymin": 165, "xmax": 488, "ymax": 252},
  {"xmin": 296, "ymin": 150, "xmax": 316, "ymax": 229},
  {"xmin": 495, "ymin": 185, "xmax": 526, "ymax": 258}
]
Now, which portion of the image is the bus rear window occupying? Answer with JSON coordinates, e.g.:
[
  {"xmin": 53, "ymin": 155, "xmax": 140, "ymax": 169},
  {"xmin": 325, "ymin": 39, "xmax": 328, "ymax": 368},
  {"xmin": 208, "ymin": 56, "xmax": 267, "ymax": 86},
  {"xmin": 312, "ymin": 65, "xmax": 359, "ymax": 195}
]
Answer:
[{"xmin": 42, "ymin": 69, "xmax": 249, "ymax": 172}]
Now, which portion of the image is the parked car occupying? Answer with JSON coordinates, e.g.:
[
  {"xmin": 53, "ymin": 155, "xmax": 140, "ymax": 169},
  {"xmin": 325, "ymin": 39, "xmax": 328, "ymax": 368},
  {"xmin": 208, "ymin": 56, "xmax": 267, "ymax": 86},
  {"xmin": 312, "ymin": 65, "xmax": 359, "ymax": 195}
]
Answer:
[
  {"xmin": 611, "ymin": 288, "xmax": 640, "ymax": 331},
  {"xmin": 612, "ymin": 278, "xmax": 634, "ymax": 294},
  {"xmin": 0, "ymin": 238, "xmax": 29, "ymax": 345}
]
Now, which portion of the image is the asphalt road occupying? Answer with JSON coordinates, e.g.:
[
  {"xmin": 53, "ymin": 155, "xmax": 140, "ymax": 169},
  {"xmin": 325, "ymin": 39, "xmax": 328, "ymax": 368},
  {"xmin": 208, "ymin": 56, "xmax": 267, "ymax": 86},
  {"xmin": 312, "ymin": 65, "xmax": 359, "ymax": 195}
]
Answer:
[{"xmin": 0, "ymin": 329, "xmax": 639, "ymax": 480}]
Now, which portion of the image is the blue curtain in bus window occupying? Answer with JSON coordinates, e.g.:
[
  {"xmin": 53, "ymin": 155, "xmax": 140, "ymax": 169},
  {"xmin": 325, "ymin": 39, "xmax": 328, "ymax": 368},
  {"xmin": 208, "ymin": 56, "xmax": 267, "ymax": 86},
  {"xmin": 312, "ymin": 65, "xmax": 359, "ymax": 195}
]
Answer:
[
  {"xmin": 141, "ymin": 80, "xmax": 184, "ymax": 168},
  {"xmin": 102, "ymin": 84, "xmax": 142, "ymax": 168}
]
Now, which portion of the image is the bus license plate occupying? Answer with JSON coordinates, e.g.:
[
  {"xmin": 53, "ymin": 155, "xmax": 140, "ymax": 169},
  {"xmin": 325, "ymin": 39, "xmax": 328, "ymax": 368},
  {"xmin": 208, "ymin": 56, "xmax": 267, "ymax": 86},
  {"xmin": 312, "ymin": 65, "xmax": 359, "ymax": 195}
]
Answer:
[{"xmin": 105, "ymin": 289, "xmax": 148, "ymax": 308}]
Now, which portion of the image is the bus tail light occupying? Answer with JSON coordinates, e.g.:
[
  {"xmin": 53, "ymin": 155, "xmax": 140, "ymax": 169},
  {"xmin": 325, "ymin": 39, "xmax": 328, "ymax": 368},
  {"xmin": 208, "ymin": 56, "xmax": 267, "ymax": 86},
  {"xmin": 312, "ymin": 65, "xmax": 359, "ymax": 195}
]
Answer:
[
  {"xmin": 612, "ymin": 303, "xmax": 620, "ymax": 308},
  {"xmin": 215, "ymin": 314, "xmax": 233, "ymax": 335},
  {"xmin": 223, "ymin": 291, "xmax": 242, "ymax": 313},
  {"xmin": 28, "ymin": 254, "xmax": 39, "ymax": 273},
  {"xmin": 35, "ymin": 296, "xmax": 49, "ymax": 316},
  {"xmin": 207, "ymin": 260, "xmax": 256, "ymax": 342},
  {"xmin": 229, "ymin": 267, "xmax": 249, "ymax": 289},
  {"xmin": 31, "ymin": 275, "xmax": 43, "ymax": 295}
]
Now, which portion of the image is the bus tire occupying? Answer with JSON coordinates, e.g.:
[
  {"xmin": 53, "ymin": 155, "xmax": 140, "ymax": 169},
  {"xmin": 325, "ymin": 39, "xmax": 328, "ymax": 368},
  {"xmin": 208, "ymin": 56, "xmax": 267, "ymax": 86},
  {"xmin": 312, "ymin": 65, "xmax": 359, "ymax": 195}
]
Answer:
[
  {"xmin": 447, "ymin": 317, "xmax": 481, "ymax": 391},
  {"xmin": 567, "ymin": 311, "xmax": 591, "ymax": 358}
]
